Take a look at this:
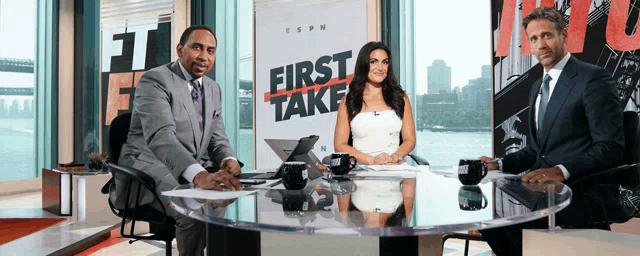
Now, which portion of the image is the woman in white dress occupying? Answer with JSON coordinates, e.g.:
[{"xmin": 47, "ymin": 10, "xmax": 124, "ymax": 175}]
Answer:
[{"xmin": 334, "ymin": 42, "xmax": 416, "ymax": 165}]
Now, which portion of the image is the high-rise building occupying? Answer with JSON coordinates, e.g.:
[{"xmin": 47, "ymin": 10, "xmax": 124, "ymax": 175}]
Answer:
[
  {"xmin": 481, "ymin": 65, "xmax": 491, "ymax": 79},
  {"xmin": 0, "ymin": 98, "xmax": 5, "ymax": 117},
  {"xmin": 427, "ymin": 59, "xmax": 451, "ymax": 95},
  {"xmin": 460, "ymin": 66, "xmax": 492, "ymax": 111}
]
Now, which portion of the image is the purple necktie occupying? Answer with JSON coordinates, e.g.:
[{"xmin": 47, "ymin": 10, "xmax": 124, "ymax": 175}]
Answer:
[{"xmin": 190, "ymin": 79, "xmax": 204, "ymax": 135}]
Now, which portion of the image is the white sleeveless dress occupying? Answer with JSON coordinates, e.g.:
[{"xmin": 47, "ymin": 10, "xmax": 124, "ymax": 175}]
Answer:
[{"xmin": 350, "ymin": 110, "xmax": 407, "ymax": 164}]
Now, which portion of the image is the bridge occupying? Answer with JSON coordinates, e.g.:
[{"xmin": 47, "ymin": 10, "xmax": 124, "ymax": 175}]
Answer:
[
  {"xmin": 0, "ymin": 57, "xmax": 34, "ymax": 73},
  {"xmin": 0, "ymin": 87, "xmax": 34, "ymax": 96}
]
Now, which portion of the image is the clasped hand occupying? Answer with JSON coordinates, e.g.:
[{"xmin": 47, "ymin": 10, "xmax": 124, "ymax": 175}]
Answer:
[
  {"xmin": 193, "ymin": 171, "xmax": 243, "ymax": 191},
  {"xmin": 220, "ymin": 159, "xmax": 242, "ymax": 176},
  {"xmin": 371, "ymin": 153, "xmax": 400, "ymax": 165},
  {"xmin": 193, "ymin": 159, "xmax": 244, "ymax": 191}
]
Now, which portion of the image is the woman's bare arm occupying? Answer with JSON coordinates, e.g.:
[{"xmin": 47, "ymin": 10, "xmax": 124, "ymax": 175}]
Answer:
[{"xmin": 392, "ymin": 94, "xmax": 417, "ymax": 162}]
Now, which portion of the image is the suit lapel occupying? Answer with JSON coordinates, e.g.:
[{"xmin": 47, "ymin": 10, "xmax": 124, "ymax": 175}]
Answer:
[
  {"xmin": 529, "ymin": 79, "xmax": 543, "ymax": 144},
  {"xmin": 200, "ymin": 80, "xmax": 214, "ymax": 151},
  {"xmin": 539, "ymin": 56, "xmax": 578, "ymax": 149},
  {"xmin": 170, "ymin": 62, "xmax": 201, "ymax": 152}
]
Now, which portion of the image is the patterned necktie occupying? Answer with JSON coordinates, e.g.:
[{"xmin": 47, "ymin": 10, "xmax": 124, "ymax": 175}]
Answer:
[
  {"xmin": 190, "ymin": 79, "xmax": 204, "ymax": 135},
  {"xmin": 537, "ymin": 74, "xmax": 552, "ymax": 140}
]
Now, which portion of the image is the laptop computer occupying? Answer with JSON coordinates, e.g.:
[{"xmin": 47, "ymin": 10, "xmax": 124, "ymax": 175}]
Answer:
[{"xmin": 238, "ymin": 135, "xmax": 323, "ymax": 180}]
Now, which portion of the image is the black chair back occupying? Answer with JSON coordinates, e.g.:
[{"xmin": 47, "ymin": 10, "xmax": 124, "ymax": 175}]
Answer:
[
  {"xmin": 102, "ymin": 112, "xmax": 176, "ymax": 256},
  {"xmin": 108, "ymin": 112, "xmax": 132, "ymax": 164},
  {"xmin": 620, "ymin": 112, "xmax": 640, "ymax": 189}
]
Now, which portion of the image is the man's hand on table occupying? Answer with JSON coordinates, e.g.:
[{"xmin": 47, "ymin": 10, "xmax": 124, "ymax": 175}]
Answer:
[
  {"xmin": 522, "ymin": 167, "xmax": 565, "ymax": 183},
  {"xmin": 480, "ymin": 156, "xmax": 499, "ymax": 170},
  {"xmin": 194, "ymin": 171, "xmax": 243, "ymax": 191},
  {"xmin": 220, "ymin": 159, "xmax": 242, "ymax": 176}
]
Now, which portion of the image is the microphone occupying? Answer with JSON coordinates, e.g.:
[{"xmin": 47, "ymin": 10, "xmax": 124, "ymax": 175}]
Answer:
[{"xmin": 373, "ymin": 111, "xmax": 380, "ymax": 116}]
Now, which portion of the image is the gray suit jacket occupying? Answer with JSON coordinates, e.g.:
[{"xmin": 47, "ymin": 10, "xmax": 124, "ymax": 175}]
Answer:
[{"xmin": 109, "ymin": 61, "xmax": 236, "ymax": 209}]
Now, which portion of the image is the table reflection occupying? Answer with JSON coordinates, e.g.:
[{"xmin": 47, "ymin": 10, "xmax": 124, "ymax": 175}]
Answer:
[
  {"xmin": 331, "ymin": 178, "xmax": 416, "ymax": 228},
  {"xmin": 458, "ymin": 186, "xmax": 488, "ymax": 211},
  {"xmin": 166, "ymin": 170, "xmax": 572, "ymax": 237}
]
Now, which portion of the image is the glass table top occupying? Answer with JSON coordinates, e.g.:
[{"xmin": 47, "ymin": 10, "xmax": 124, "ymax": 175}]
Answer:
[{"xmin": 167, "ymin": 167, "xmax": 572, "ymax": 237}]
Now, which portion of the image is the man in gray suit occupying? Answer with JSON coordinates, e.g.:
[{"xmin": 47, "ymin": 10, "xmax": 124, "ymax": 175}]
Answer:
[{"xmin": 109, "ymin": 25, "xmax": 244, "ymax": 256}]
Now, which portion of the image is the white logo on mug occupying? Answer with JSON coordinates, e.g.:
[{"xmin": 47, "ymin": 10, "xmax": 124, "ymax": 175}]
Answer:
[
  {"xmin": 458, "ymin": 165, "xmax": 469, "ymax": 175},
  {"xmin": 331, "ymin": 158, "xmax": 341, "ymax": 167},
  {"xmin": 302, "ymin": 169, "xmax": 308, "ymax": 179}
]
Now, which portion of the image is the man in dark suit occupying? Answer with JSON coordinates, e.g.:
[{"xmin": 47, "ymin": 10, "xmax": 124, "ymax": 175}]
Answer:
[
  {"xmin": 479, "ymin": 7, "xmax": 625, "ymax": 256},
  {"xmin": 109, "ymin": 25, "xmax": 244, "ymax": 256}
]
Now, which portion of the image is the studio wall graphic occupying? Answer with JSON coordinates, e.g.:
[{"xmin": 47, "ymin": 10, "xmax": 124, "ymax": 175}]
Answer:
[
  {"xmin": 254, "ymin": 0, "xmax": 367, "ymax": 168},
  {"xmin": 100, "ymin": 23, "xmax": 172, "ymax": 151}
]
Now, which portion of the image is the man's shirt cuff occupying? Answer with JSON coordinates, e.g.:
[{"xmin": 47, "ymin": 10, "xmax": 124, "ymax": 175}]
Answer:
[
  {"xmin": 222, "ymin": 156, "xmax": 237, "ymax": 163},
  {"xmin": 183, "ymin": 164, "xmax": 206, "ymax": 183},
  {"xmin": 556, "ymin": 164, "xmax": 570, "ymax": 179}
]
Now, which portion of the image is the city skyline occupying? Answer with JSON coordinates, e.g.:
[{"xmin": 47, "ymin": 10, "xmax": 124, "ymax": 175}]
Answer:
[{"xmin": 415, "ymin": 0, "xmax": 491, "ymax": 95}]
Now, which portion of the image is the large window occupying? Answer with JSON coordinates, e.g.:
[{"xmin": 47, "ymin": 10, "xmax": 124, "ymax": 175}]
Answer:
[
  {"xmin": 408, "ymin": 0, "xmax": 492, "ymax": 166},
  {"xmin": 0, "ymin": 0, "xmax": 55, "ymax": 180},
  {"xmin": 212, "ymin": 0, "xmax": 254, "ymax": 170}
]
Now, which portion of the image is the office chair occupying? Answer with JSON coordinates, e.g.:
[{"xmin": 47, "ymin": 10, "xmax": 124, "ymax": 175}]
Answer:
[
  {"xmin": 100, "ymin": 112, "xmax": 176, "ymax": 256},
  {"xmin": 565, "ymin": 111, "xmax": 640, "ymax": 228}
]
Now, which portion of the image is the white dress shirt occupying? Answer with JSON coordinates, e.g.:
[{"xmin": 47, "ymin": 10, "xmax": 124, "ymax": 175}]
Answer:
[
  {"xmin": 177, "ymin": 61, "xmax": 237, "ymax": 183},
  {"xmin": 499, "ymin": 53, "xmax": 572, "ymax": 179}
]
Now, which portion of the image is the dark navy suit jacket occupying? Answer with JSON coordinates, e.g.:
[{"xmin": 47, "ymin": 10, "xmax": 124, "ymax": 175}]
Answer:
[
  {"xmin": 501, "ymin": 56, "xmax": 626, "ymax": 224},
  {"xmin": 502, "ymin": 56, "xmax": 625, "ymax": 179}
]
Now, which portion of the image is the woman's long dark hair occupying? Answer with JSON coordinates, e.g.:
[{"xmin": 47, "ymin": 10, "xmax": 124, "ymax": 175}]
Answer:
[{"xmin": 346, "ymin": 42, "xmax": 405, "ymax": 121}]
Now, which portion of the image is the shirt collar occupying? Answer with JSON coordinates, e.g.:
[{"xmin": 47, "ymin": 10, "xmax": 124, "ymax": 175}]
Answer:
[
  {"xmin": 177, "ymin": 61, "xmax": 204, "ymax": 85},
  {"xmin": 543, "ymin": 52, "xmax": 571, "ymax": 82}
]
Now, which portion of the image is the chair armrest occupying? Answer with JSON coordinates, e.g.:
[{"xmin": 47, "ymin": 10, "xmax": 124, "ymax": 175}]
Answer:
[
  {"xmin": 406, "ymin": 154, "xmax": 429, "ymax": 166},
  {"xmin": 101, "ymin": 177, "xmax": 113, "ymax": 194},
  {"xmin": 106, "ymin": 162, "xmax": 157, "ymax": 193},
  {"xmin": 105, "ymin": 162, "xmax": 171, "ymax": 221},
  {"xmin": 568, "ymin": 163, "xmax": 639, "ymax": 187}
]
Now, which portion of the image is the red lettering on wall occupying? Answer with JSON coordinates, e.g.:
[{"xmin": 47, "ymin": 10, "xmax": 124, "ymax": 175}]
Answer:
[
  {"xmin": 497, "ymin": 0, "xmax": 603, "ymax": 56},
  {"xmin": 105, "ymin": 72, "xmax": 143, "ymax": 125},
  {"xmin": 566, "ymin": 0, "xmax": 589, "ymax": 53},
  {"xmin": 521, "ymin": 0, "xmax": 537, "ymax": 55},
  {"xmin": 496, "ymin": 0, "xmax": 518, "ymax": 57},
  {"xmin": 607, "ymin": 0, "xmax": 640, "ymax": 51}
]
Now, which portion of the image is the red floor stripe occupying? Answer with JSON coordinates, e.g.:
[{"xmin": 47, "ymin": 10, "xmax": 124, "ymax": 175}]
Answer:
[
  {"xmin": 0, "ymin": 218, "xmax": 66, "ymax": 245},
  {"xmin": 75, "ymin": 229, "xmax": 127, "ymax": 256}
]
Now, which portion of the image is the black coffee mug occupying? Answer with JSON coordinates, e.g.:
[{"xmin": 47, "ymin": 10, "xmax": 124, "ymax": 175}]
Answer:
[
  {"xmin": 458, "ymin": 185, "xmax": 488, "ymax": 211},
  {"xmin": 282, "ymin": 191, "xmax": 309, "ymax": 212},
  {"xmin": 458, "ymin": 159, "xmax": 488, "ymax": 185},
  {"xmin": 282, "ymin": 161, "xmax": 308, "ymax": 190},
  {"xmin": 330, "ymin": 152, "xmax": 357, "ymax": 175}
]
